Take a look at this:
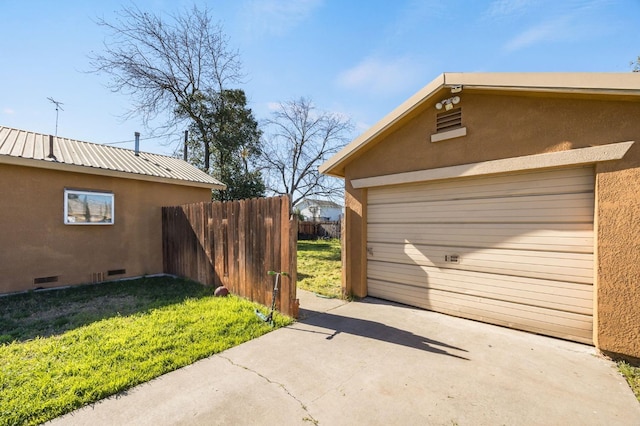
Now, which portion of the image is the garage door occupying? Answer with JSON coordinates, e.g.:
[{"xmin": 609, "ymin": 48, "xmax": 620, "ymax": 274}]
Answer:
[{"xmin": 367, "ymin": 166, "xmax": 594, "ymax": 344}]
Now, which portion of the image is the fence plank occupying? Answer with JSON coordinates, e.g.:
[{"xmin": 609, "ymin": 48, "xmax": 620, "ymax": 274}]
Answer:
[{"xmin": 280, "ymin": 198, "xmax": 298, "ymax": 317}]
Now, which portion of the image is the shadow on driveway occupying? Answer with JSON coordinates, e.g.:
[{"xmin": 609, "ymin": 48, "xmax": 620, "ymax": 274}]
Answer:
[{"xmin": 295, "ymin": 300, "xmax": 469, "ymax": 361}]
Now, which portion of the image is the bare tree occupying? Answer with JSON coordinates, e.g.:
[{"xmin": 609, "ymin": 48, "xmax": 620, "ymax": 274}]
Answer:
[
  {"xmin": 89, "ymin": 5, "xmax": 242, "ymax": 172},
  {"xmin": 260, "ymin": 98, "xmax": 353, "ymax": 208},
  {"xmin": 633, "ymin": 56, "xmax": 640, "ymax": 72}
]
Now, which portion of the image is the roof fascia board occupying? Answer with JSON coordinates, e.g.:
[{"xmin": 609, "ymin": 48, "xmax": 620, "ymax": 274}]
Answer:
[
  {"xmin": 351, "ymin": 141, "xmax": 634, "ymax": 189},
  {"xmin": 459, "ymin": 85, "xmax": 640, "ymax": 97},
  {"xmin": 0, "ymin": 155, "xmax": 224, "ymax": 189},
  {"xmin": 442, "ymin": 72, "xmax": 640, "ymax": 91}
]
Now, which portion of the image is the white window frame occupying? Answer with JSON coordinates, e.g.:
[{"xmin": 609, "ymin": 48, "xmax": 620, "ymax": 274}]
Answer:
[{"xmin": 64, "ymin": 189, "xmax": 114, "ymax": 225}]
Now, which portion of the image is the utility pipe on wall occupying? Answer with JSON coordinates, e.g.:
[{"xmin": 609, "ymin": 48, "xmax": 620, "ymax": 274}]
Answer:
[{"xmin": 134, "ymin": 132, "xmax": 140, "ymax": 156}]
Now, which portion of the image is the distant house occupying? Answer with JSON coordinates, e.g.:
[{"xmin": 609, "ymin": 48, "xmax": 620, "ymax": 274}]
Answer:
[
  {"xmin": 295, "ymin": 198, "xmax": 343, "ymax": 222},
  {"xmin": 0, "ymin": 125, "xmax": 224, "ymax": 294}
]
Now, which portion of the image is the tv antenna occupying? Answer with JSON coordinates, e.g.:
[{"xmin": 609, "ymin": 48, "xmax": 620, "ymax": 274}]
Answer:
[{"xmin": 47, "ymin": 97, "xmax": 64, "ymax": 136}]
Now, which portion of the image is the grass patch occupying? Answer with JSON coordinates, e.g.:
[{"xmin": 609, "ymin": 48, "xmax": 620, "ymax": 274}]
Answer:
[
  {"xmin": 297, "ymin": 239, "xmax": 342, "ymax": 298},
  {"xmin": 0, "ymin": 277, "xmax": 292, "ymax": 426},
  {"xmin": 618, "ymin": 361, "xmax": 640, "ymax": 402}
]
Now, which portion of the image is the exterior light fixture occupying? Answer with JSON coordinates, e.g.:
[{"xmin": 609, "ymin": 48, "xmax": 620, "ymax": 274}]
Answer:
[{"xmin": 435, "ymin": 95, "xmax": 461, "ymax": 111}]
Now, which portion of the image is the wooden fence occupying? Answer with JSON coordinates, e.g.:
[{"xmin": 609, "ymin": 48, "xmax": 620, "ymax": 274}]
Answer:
[
  {"xmin": 298, "ymin": 220, "xmax": 341, "ymax": 239},
  {"xmin": 162, "ymin": 196, "xmax": 298, "ymax": 318}
]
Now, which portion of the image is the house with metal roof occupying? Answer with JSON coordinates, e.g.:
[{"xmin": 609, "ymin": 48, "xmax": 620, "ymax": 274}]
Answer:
[
  {"xmin": 0, "ymin": 125, "xmax": 224, "ymax": 294},
  {"xmin": 295, "ymin": 198, "xmax": 343, "ymax": 222},
  {"xmin": 320, "ymin": 72, "xmax": 640, "ymax": 361}
]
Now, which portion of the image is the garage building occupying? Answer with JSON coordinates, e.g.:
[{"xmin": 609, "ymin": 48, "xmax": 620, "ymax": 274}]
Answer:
[{"xmin": 320, "ymin": 73, "xmax": 640, "ymax": 360}]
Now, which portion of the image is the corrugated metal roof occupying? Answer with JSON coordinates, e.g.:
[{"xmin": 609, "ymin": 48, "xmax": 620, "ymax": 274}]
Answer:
[
  {"xmin": 296, "ymin": 198, "xmax": 342, "ymax": 209},
  {"xmin": 0, "ymin": 126, "xmax": 225, "ymax": 189}
]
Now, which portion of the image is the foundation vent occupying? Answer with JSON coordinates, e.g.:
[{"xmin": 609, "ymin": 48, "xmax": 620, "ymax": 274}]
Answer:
[
  {"xmin": 107, "ymin": 269, "xmax": 127, "ymax": 276},
  {"xmin": 436, "ymin": 108, "xmax": 462, "ymax": 133},
  {"xmin": 91, "ymin": 272, "xmax": 106, "ymax": 283},
  {"xmin": 34, "ymin": 276, "xmax": 59, "ymax": 285}
]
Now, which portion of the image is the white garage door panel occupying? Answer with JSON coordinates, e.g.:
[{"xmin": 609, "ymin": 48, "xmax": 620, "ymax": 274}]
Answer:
[
  {"xmin": 369, "ymin": 242, "xmax": 593, "ymax": 284},
  {"xmin": 368, "ymin": 193, "xmax": 593, "ymax": 224},
  {"xmin": 368, "ymin": 223, "xmax": 593, "ymax": 253},
  {"xmin": 367, "ymin": 279, "xmax": 592, "ymax": 344},
  {"xmin": 368, "ymin": 278, "xmax": 429, "ymax": 307},
  {"xmin": 420, "ymin": 289, "xmax": 593, "ymax": 343},
  {"xmin": 368, "ymin": 261, "xmax": 593, "ymax": 315},
  {"xmin": 366, "ymin": 166, "xmax": 594, "ymax": 343},
  {"xmin": 368, "ymin": 167, "xmax": 594, "ymax": 205}
]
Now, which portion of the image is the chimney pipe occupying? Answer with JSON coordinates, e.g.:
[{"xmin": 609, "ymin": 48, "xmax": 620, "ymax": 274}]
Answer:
[
  {"xmin": 134, "ymin": 132, "xmax": 140, "ymax": 156},
  {"xmin": 48, "ymin": 135, "xmax": 55, "ymax": 159},
  {"xmin": 183, "ymin": 130, "xmax": 188, "ymax": 161}
]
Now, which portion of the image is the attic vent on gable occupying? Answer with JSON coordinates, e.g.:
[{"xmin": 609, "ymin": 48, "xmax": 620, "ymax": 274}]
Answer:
[
  {"xmin": 436, "ymin": 108, "xmax": 462, "ymax": 132},
  {"xmin": 431, "ymin": 108, "xmax": 467, "ymax": 143}
]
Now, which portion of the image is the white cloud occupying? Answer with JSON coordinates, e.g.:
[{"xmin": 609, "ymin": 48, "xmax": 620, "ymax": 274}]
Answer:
[
  {"xmin": 503, "ymin": 16, "xmax": 572, "ymax": 52},
  {"xmin": 2, "ymin": 108, "xmax": 15, "ymax": 115},
  {"xmin": 244, "ymin": 0, "xmax": 323, "ymax": 37},
  {"xmin": 336, "ymin": 56, "xmax": 422, "ymax": 96},
  {"xmin": 497, "ymin": 1, "xmax": 614, "ymax": 52},
  {"xmin": 266, "ymin": 102, "xmax": 281, "ymax": 111},
  {"xmin": 485, "ymin": 0, "xmax": 536, "ymax": 19},
  {"xmin": 354, "ymin": 120, "xmax": 371, "ymax": 135}
]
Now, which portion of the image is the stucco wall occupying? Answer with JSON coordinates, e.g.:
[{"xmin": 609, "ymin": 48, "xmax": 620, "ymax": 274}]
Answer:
[
  {"xmin": 341, "ymin": 91, "xmax": 640, "ymax": 359},
  {"xmin": 0, "ymin": 164, "xmax": 211, "ymax": 294},
  {"xmin": 594, "ymin": 148, "xmax": 640, "ymax": 359}
]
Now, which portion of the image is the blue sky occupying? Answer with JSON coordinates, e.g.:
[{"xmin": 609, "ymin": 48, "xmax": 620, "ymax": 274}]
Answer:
[{"xmin": 1, "ymin": 0, "xmax": 639, "ymax": 155}]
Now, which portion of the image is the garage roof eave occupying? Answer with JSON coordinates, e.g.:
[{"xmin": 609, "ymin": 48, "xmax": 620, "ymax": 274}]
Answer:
[
  {"xmin": 319, "ymin": 72, "xmax": 640, "ymax": 178},
  {"xmin": 319, "ymin": 73, "xmax": 447, "ymax": 178}
]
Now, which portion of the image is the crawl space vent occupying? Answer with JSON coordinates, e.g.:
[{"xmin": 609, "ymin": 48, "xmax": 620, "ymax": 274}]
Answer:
[{"xmin": 34, "ymin": 276, "xmax": 59, "ymax": 285}]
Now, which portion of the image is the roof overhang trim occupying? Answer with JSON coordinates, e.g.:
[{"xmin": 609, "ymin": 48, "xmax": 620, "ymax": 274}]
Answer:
[
  {"xmin": 0, "ymin": 155, "xmax": 225, "ymax": 190},
  {"xmin": 351, "ymin": 141, "xmax": 634, "ymax": 189}
]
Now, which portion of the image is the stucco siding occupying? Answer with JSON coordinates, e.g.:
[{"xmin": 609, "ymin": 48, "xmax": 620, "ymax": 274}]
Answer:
[
  {"xmin": 0, "ymin": 163, "xmax": 211, "ymax": 294},
  {"xmin": 343, "ymin": 179, "xmax": 367, "ymax": 298},
  {"xmin": 594, "ymin": 150, "xmax": 640, "ymax": 359},
  {"xmin": 346, "ymin": 93, "xmax": 640, "ymax": 181}
]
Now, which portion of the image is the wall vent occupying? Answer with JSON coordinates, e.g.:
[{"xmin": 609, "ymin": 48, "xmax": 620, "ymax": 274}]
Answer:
[
  {"xmin": 34, "ymin": 276, "xmax": 59, "ymax": 285},
  {"xmin": 91, "ymin": 272, "xmax": 106, "ymax": 283},
  {"xmin": 107, "ymin": 269, "xmax": 127, "ymax": 276},
  {"xmin": 436, "ymin": 108, "xmax": 462, "ymax": 133}
]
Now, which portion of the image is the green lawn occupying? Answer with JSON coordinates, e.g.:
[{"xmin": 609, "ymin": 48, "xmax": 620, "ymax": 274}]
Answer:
[
  {"xmin": 296, "ymin": 239, "xmax": 343, "ymax": 298},
  {"xmin": 618, "ymin": 361, "xmax": 640, "ymax": 402},
  {"xmin": 0, "ymin": 277, "xmax": 291, "ymax": 426}
]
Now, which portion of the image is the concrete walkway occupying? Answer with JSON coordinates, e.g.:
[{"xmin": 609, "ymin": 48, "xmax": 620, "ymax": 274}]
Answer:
[{"xmin": 49, "ymin": 290, "xmax": 640, "ymax": 425}]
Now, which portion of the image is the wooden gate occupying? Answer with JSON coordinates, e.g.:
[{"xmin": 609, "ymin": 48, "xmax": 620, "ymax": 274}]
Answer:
[{"xmin": 162, "ymin": 196, "xmax": 298, "ymax": 318}]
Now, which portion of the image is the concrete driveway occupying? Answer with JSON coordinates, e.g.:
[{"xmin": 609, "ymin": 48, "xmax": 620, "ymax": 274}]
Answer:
[{"xmin": 49, "ymin": 290, "xmax": 640, "ymax": 425}]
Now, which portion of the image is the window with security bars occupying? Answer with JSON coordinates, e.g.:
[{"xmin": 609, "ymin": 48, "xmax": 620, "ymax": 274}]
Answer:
[{"xmin": 436, "ymin": 108, "xmax": 462, "ymax": 132}]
